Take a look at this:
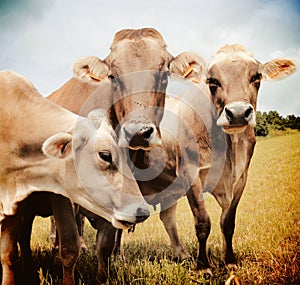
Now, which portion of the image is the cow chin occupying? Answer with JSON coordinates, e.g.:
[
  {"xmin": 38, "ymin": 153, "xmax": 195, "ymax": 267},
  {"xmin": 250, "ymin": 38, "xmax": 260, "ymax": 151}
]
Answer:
[
  {"xmin": 221, "ymin": 125, "xmax": 248, "ymax": 134},
  {"xmin": 111, "ymin": 217, "xmax": 135, "ymax": 230}
]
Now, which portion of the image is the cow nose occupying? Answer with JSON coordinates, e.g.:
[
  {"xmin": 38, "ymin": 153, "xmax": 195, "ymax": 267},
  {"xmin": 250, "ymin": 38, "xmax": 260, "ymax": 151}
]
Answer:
[
  {"xmin": 124, "ymin": 123, "xmax": 156, "ymax": 148},
  {"xmin": 244, "ymin": 106, "xmax": 254, "ymax": 121},
  {"xmin": 224, "ymin": 105, "xmax": 254, "ymax": 123},
  {"xmin": 225, "ymin": 107, "xmax": 234, "ymax": 121},
  {"xmin": 136, "ymin": 207, "xmax": 150, "ymax": 223}
]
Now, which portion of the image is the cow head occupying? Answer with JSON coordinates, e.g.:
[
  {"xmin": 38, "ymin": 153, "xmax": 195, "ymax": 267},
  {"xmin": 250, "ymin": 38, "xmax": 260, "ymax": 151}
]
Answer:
[
  {"xmin": 42, "ymin": 109, "xmax": 150, "ymax": 229},
  {"xmin": 72, "ymin": 28, "xmax": 205, "ymax": 149},
  {"xmin": 206, "ymin": 44, "xmax": 297, "ymax": 134}
]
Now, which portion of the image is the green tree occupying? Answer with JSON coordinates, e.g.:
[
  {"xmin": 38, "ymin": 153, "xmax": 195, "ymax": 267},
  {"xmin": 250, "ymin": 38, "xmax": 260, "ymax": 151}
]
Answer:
[
  {"xmin": 254, "ymin": 111, "xmax": 269, "ymax": 136},
  {"xmin": 266, "ymin": 110, "xmax": 285, "ymax": 131},
  {"xmin": 285, "ymin": 114, "xmax": 300, "ymax": 130}
]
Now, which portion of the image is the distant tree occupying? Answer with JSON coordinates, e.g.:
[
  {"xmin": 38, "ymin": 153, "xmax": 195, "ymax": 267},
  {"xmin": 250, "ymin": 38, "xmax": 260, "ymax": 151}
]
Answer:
[
  {"xmin": 285, "ymin": 114, "xmax": 300, "ymax": 130},
  {"xmin": 266, "ymin": 110, "xmax": 285, "ymax": 131},
  {"xmin": 254, "ymin": 110, "xmax": 300, "ymax": 136},
  {"xmin": 254, "ymin": 111, "xmax": 269, "ymax": 136},
  {"xmin": 265, "ymin": 110, "xmax": 282, "ymax": 125}
]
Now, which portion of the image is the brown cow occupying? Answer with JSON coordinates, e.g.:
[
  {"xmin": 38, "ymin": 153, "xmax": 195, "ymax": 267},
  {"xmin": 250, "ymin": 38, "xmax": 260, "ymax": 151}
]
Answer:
[
  {"xmin": 46, "ymin": 28, "xmax": 206, "ymax": 284},
  {"xmin": 0, "ymin": 70, "xmax": 148, "ymax": 285},
  {"xmin": 201, "ymin": 44, "xmax": 296, "ymax": 271}
]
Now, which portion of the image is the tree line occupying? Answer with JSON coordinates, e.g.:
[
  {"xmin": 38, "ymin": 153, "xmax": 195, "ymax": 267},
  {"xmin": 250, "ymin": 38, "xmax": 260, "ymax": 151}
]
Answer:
[{"xmin": 254, "ymin": 110, "xmax": 300, "ymax": 136}]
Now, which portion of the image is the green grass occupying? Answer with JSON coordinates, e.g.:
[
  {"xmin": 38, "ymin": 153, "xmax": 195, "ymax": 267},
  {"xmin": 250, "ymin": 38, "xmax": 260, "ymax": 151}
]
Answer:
[{"xmin": 11, "ymin": 133, "xmax": 300, "ymax": 284}]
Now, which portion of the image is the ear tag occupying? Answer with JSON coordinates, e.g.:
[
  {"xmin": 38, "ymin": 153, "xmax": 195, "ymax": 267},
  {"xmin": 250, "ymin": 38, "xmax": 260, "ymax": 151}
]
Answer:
[{"xmin": 183, "ymin": 65, "xmax": 194, "ymax": 78}]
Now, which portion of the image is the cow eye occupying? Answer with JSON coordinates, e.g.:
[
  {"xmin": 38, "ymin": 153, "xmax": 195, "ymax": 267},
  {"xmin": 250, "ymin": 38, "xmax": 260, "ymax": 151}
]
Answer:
[
  {"xmin": 250, "ymin": 73, "xmax": 262, "ymax": 83},
  {"xmin": 206, "ymin": 78, "xmax": 221, "ymax": 95},
  {"xmin": 99, "ymin": 151, "xmax": 113, "ymax": 164}
]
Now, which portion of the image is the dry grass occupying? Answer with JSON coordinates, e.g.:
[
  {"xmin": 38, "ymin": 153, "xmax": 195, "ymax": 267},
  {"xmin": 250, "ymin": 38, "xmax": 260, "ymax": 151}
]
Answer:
[{"xmin": 6, "ymin": 133, "xmax": 300, "ymax": 284}]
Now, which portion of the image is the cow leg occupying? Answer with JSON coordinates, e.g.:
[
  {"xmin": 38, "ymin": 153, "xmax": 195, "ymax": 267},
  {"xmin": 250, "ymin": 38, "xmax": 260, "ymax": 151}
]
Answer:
[
  {"xmin": 50, "ymin": 195, "xmax": 80, "ymax": 285},
  {"xmin": 112, "ymin": 229, "xmax": 123, "ymax": 256},
  {"xmin": 74, "ymin": 208, "xmax": 87, "ymax": 252},
  {"xmin": 0, "ymin": 215, "xmax": 19, "ymax": 285},
  {"xmin": 48, "ymin": 215, "xmax": 57, "ymax": 242},
  {"xmin": 18, "ymin": 211, "xmax": 38, "ymax": 284},
  {"xmin": 95, "ymin": 219, "xmax": 116, "ymax": 284},
  {"xmin": 159, "ymin": 203, "xmax": 188, "ymax": 260},
  {"xmin": 220, "ymin": 174, "xmax": 247, "ymax": 270},
  {"xmin": 186, "ymin": 181, "xmax": 211, "ymax": 274}
]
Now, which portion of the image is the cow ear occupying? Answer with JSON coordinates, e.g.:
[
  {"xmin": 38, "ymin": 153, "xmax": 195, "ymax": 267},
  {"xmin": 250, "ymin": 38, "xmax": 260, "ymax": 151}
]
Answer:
[
  {"xmin": 42, "ymin": 133, "xmax": 73, "ymax": 160},
  {"xmin": 169, "ymin": 51, "xmax": 207, "ymax": 84},
  {"xmin": 261, "ymin": 58, "xmax": 297, "ymax": 81},
  {"xmin": 87, "ymin": 108, "xmax": 107, "ymax": 129},
  {"xmin": 72, "ymin": 56, "xmax": 110, "ymax": 85}
]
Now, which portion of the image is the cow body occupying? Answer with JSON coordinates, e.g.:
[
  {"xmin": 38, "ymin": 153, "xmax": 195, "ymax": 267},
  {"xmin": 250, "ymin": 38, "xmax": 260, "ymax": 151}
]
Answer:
[{"xmin": 0, "ymin": 70, "xmax": 148, "ymax": 285}]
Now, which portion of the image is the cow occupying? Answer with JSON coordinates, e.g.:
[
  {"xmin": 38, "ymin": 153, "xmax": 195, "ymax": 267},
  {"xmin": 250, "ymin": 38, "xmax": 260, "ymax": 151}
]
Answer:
[
  {"xmin": 0, "ymin": 70, "xmax": 149, "ymax": 285},
  {"xmin": 46, "ymin": 28, "xmax": 206, "ymax": 284},
  {"xmin": 198, "ymin": 44, "xmax": 296, "ymax": 272},
  {"xmin": 110, "ymin": 44, "xmax": 297, "ymax": 279}
]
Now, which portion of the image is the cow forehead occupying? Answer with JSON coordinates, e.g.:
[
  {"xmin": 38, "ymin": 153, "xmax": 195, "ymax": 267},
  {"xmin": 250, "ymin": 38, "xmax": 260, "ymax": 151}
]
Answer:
[
  {"xmin": 110, "ymin": 38, "xmax": 167, "ymax": 69},
  {"xmin": 96, "ymin": 121, "xmax": 117, "ymax": 144},
  {"xmin": 209, "ymin": 51, "xmax": 258, "ymax": 71}
]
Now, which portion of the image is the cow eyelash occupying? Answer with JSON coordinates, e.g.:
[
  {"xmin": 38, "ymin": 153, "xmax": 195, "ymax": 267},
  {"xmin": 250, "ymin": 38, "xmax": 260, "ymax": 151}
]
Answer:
[
  {"xmin": 250, "ymin": 73, "xmax": 262, "ymax": 83},
  {"xmin": 206, "ymin": 78, "xmax": 221, "ymax": 95},
  {"xmin": 207, "ymin": 78, "xmax": 221, "ymax": 87},
  {"xmin": 99, "ymin": 151, "xmax": 113, "ymax": 164}
]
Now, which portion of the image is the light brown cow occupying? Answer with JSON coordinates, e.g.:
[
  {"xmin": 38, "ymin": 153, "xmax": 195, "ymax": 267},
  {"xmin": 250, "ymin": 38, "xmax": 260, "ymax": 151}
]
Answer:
[
  {"xmin": 0, "ymin": 70, "xmax": 149, "ymax": 285},
  {"xmin": 201, "ymin": 44, "xmax": 296, "ymax": 272},
  {"xmin": 46, "ymin": 28, "xmax": 206, "ymax": 284}
]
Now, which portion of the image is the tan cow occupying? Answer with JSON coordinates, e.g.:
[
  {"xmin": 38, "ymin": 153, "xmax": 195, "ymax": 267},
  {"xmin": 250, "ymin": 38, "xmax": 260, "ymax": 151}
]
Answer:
[
  {"xmin": 0, "ymin": 70, "xmax": 149, "ymax": 285},
  {"xmin": 46, "ymin": 27, "xmax": 206, "ymax": 284},
  {"xmin": 201, "ymin": 45, "xmax": 296, "ymax": 272}
]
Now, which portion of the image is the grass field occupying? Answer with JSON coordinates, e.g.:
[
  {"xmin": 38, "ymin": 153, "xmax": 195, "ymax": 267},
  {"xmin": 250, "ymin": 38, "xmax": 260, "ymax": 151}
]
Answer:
[{"xmin": 20, "ymin": 133, "xmax": 300, "ymax": 284}]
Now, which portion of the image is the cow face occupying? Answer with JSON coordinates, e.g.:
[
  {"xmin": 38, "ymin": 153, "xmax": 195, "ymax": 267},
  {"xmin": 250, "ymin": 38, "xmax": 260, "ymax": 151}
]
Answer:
[
  {"xmin": 72, "ymin": 28, "xmax": 205, "ymax": 150},
  {"xmin": 108, "ymin": 35, "xmax": 171, "ymax": 150},
  {"xmin": 206, "ymin": 44, "xmax": 296, "ymax": 134},
  {"xmin": 42, "ymin": 109, "xmax": 150, "ymax": 229}
]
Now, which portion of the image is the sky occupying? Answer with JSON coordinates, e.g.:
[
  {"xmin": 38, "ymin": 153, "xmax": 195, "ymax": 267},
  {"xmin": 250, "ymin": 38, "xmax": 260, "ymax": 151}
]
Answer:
[{"xmin": 0, "ymin": 0, "xmax": 299, "ymax": 116}]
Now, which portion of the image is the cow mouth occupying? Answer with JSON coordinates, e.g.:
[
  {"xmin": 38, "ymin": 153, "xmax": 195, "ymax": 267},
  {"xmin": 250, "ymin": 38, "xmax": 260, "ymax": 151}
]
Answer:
[
  {"xmin": 128, "ymin": 145, "xmax": 153, "ymax": 151},
  {"xmin": 112, "ymin": 218, "xmax": 135, "ymax": 229},
  {"xmin": 222, "ymin": 125, "xmax": 247, "ymax": 134}
]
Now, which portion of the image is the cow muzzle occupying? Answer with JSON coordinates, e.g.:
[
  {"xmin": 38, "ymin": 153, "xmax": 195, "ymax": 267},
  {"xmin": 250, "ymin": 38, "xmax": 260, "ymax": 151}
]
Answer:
[
  {"xmin": 118, "ymin": 122, "xmax": 162, "ymax": 150},
  {"xmin": 112, "ymin": 203, "xmax": 150, "ymax": 229},
  {"xmin": 217, "ymin": 101, "xmax": 256, "ymax": 134}
]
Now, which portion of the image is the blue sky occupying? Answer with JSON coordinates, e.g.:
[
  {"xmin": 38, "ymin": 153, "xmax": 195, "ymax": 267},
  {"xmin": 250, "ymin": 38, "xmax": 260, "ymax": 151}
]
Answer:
[{"xmin": 0, "ymin": 0, "xmax": 299, "ymax": 115}]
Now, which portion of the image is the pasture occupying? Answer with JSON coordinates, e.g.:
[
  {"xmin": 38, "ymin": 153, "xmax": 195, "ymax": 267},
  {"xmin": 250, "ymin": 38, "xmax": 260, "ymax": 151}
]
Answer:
[{"xmin": 11, "ymin": 133, "xmax": 300, "ymax": 284}]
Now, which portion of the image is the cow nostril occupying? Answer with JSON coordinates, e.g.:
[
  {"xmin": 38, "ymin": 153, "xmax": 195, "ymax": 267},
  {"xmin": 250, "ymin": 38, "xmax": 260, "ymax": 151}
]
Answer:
[
  {"xmin": 244, "ymin": 106, "xmax": 253, "ymax": 119},
  {"xmin": 225, "ymin": 108, "xmax": 234, "ymax": 120},
  {"xmin": 136, "ymin": 207, "xmax": 150, "ymax": 223},
  {"xmin": 143, "ymin": 127, "xmax": 154, "ymax": 140}
]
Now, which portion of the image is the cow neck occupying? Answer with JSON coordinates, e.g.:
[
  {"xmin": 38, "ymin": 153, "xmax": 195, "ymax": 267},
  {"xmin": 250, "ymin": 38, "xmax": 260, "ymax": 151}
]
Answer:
[
  {"xmin": 226, "ymin": 127, "xmax": 255, "ymax": 186},
  {"xmin": 228, "ymin": 133, "xmax": 239, "ymax": 184},
  {"xmin": 9, "ymin": 89, "xmax": 76, "ymax": 149}
]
